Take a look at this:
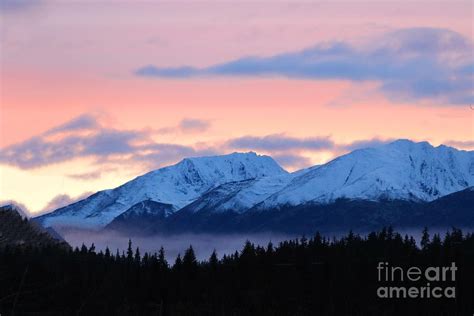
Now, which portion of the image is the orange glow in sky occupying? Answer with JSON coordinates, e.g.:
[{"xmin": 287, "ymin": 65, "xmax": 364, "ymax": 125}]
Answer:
[{"xmin": 1, "ymin": 0, "xmax": 473, "ymax": 214}]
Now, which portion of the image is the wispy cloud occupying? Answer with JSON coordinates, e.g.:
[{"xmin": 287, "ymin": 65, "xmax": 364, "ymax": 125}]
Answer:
[
  {"xmin": 228, "ymin": 134, "xmax": 334, "ymax": 151},
  {"xmin": 2, "ymin": 114, "xmax": 470, "ymax": 173},
  {"xmin": 227, "ymin": 135, "xmax": 396, "ymax": 153},
  {"xmin": 158, "ymin": 118, "xmax": 211, "ymax": 134},
  {"xmin": 340, "ymin": 138, "xmax": 394, "ymax": 152},
  {"xmin": 46, "ymin": 114, "xmax": 99, "ymax": 135},
  {"xmin": 272, "ymin": 154, "xmax": 313, "ymax": 170},
  {"xmin": 67, "ymin": 171, "xmax": 102, "ymax": 181},
  {"xmin": 136, "ymin": 28, "xmax": 473, "ymax": 104},
  {"xmin": 0, "ymin": 0, "xmax": 41, "ymax": 13},
  {"xmin": 225, "ymin": 135, "xmax": 397, "ymax": 169},
  {"xmin": 133, "ymin": 143, "xmax": 213, "ymax": 170},
  {"xmin": 225, "ymin": 135, "xmax": 400, "ymax": 170},
  {"xmin": 0, "ymin": 129, "xmax": 146, "ymax": 168},
  {"xmin": 0, "ymin": 114, "xmax": 205, "ymax": 170},
  {"xmin": 179, "ymin": 118, "xmax": 211, "ymax": 132},
  {"xmin": 39, "ymin": 192, "xmax": 93, "ymax": 215},
  {"xmin": 444, "ymin": 140, "xmax": 474, "ymax": 149}
]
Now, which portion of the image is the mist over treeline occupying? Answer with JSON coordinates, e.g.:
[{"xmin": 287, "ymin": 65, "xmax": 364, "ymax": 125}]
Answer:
[
  {"xmin": 60, "ymin": 227, "xmax": 464, "ymax": 261},
  {"xmin": 1, "ymin": 227, "xmax": 473, "ymax": 315},
  {"xmin": 61, "ymin": 229, "xmax": 296, "ymax": 260}
]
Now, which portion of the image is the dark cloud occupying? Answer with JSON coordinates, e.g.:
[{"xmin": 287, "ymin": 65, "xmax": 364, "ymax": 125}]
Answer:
[
  {"xmin": 83, "ymin": 129, "xmax": 141, "ymax": 156},
  {"xmin": 0, "ymin": 114, "xmax": 144, "ymax": 168},
  {"xmin": 2, "ymin": 114, "xmax": 469, "ymax": 173},
  {"xmin": 46, "ymin": 114, "xmax": 99, "ymax": 135},
  {"xmin": 0, "ymin": 113, "xmax": 218, "ymax": 171},
  {"xmin": 136, "ymin": 28, "xmax": 473, "ymax": 104},
  {"xmin": 0, "ymin": 129, "xmax": 147, "ymax": 168},
  {"xmin": 228, "ymin": 134, "xmax": 334, "ymax": 151}
]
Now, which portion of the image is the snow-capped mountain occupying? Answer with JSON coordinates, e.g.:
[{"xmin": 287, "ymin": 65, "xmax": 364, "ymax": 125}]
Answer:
[
  {"xmin": 35, "ymin": 140, "xmax": 473, "ymax": 232},
  {"xmin": 178, "ymin": 165, "xmax": 317, "ymax": 214},
  {"xmin": 257, "ymin": 140, "xmax": 474, "ymax": 209},
  {"xmin": 179, "ymin": 173, "xmax": 296, "ymax": 214},
  {"xmin": 35, "ymin": 152, "xmax": 286, "ymax": 229}
]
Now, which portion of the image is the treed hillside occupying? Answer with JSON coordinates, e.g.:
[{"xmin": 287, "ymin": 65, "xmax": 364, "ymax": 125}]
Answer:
[
  {"xmin": 0, "ymin": 227, "xmax": 473, "ymax": 315},
  {"xmin": 0, "ymin": 206, "xmax": 68, "ymax": 249}
]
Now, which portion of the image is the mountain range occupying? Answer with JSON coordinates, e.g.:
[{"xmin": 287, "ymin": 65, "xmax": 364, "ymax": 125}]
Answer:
[{"xmin": 34, "ymin": 139, "xmax": 474, "ymax": 234}]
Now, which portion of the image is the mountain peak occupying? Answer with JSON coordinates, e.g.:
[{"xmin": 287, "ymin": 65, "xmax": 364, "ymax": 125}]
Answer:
[
  {"xmin": 172, "ymin": 151, "xmax": 286, "ymax": 180},
  {"xmin": 387, "ymin": 139, "xmax": 433, "ymax": 149},
  {"xmin": 386, "ymin": 139, "xmax": 470, "ymax": 155},
  {"xmin": 36, "ymin": 151, "xmax": 286, "ymax": 229},
  {"xmin": 35, "ymin": 141, "xmax": 473, "ymax": 230},
  {"xmin": 259, "ymin": 139, "xmax": 473, "ymax": 208},
  {"xmin": 180, "ymin": 151, "xmax": 271, "ymax": 164}
]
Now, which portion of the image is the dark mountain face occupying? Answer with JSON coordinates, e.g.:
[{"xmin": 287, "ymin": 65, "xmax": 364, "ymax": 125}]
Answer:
[
  {"xmin": 104, "ymin": 188, "xmax": 474, "ymax": 235},
  {"xmin": 0, "ymin": 205, "xmax": 69, "ymax": 248},
  {"xmin": 421, "ymin": 187, "xmax": 474, "ymax": 226},
  {"xmin": 105, "ymin": 200, "xmax": 174, "ymax": 234}
]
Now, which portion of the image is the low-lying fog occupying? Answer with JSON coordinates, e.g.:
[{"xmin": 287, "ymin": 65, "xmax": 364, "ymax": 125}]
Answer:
[
  {"xmin": 62, "ymin": 230, "xmax": 296, "ymax": 261},
  {"xmin": 61, "ymin": 227, "xmax": 468, "ymax": 261}
]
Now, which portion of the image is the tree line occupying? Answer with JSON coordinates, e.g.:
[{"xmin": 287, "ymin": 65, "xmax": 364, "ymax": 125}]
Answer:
[{"xmin": 0, "ymin": 227, "xmax": 473, "ymax": 315}]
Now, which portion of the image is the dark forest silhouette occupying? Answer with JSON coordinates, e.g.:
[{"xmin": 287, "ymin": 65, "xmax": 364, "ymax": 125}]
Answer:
[{"xmin": 0, "ymin": 227, "xmax": 473, "ymax": 315}]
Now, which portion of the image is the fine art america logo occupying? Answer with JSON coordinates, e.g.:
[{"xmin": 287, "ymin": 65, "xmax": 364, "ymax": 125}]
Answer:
[{"xmin": 376, "ymin": 262, "xmax": 457, "ymax": 299}]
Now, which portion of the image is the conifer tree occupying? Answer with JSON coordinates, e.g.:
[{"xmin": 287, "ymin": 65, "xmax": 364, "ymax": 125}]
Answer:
[
  {"xmin": 134, "ymin": 247, "xmax": 141, "ymax": 264},
  {"xmin": 421, "ymin": 227, "xmax": 430, "ymax": 250},
  {"xmin": 266, "ymin": 242, "xmax": 274, "ymax": 254},
  {"xmin": 80, "ymin": 243, "xmax": 88, "ymax": 253},
  {"xmin": 158, "ymin": 246, "xmax": 168, "ymax": 269},
  {"xmin": 127, "ymin": 239, "xmax": 134, "ymax": 262},
  {"xmin": 88, "ymin": 243, "xmax": 96, "ymax": 254},
  {"xmin": 209, "ymin": 249, "xmax": 218, "ymax": 270},
  {"xmin": 183, "ymin": 246, "xmax": 197, "ymax": 269},
  {"xmin": 105, "ymin": 247, "xmax": 111, "ymax": 259},
  {"xmin": 174, "ymin": 253, "xmax": 182, "ymax": 270}
]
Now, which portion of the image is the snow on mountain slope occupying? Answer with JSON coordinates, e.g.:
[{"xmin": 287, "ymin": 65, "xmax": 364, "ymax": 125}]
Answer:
[
  {"xmin": 36, "ymin": 152, "xmax": 286, "ymax": 229},
  {"xmin": 179, "ymin": 173, "xmax": 298, "ymax": 214},
  {"xmin": 115, "ymin": 200, "xmax": 175, "ymax": 219},
  {"xmin": 258, "ymin": 140, "xmax": 474, "ymax": 209}
]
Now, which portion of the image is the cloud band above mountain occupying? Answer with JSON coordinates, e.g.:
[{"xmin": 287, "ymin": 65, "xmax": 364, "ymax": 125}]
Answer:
[
  {"xmin": 136, "ymin": 28, "xmax": 473, "ymax": 105},
  {"xmin": 1, "ymin": 114, "xmax": 472, "ymax": 173}
]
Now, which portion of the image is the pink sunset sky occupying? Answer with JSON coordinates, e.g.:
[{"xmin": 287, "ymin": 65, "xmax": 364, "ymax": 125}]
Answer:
[{"xmin": 0, "ymin": 0, "xmax": 473, "ymax": 214}]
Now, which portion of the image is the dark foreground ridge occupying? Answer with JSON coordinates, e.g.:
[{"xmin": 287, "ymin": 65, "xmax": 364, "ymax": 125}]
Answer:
[
  {"xmin": 0, "ymin": 227, "xmax": 473, "ymax": 315},
  {"xmin": 0, "ymin": 205, "xmax": 69, "ymax": 249}
]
